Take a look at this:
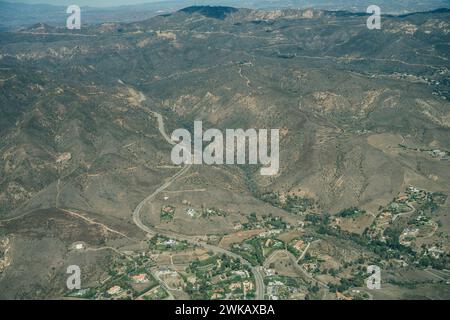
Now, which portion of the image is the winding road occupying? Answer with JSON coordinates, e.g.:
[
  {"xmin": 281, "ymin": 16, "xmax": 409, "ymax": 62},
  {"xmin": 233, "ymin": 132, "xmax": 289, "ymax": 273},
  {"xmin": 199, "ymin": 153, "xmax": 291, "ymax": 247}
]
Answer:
[
  {"xmin": 129, "ymin": 86, "xmax": 265, "ymax": 300},
  {"xmin": 392, "ymin": 202, "xmax": 416, "ymax": 222}
]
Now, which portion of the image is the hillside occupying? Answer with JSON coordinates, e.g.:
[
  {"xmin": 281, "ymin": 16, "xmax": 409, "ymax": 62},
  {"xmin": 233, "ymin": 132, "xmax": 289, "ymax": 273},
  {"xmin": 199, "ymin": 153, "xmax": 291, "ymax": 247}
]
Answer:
[{"xmin": 0, "ymin": 6, "xmax": 449, "ymax": 300}]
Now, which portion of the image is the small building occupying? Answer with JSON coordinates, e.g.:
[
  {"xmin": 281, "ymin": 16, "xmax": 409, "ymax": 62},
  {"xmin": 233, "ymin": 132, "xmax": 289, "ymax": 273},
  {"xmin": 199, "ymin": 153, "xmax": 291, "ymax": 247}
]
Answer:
[
  {"xmin": 164, "ymin": 239, "xmax": 176, "ymax": 246},
  {"xmin": 229, "ymin": 282, "xmax": 241, "ymax": 291},
  {"xmin": 233, "ymin": 223, "xmax": 243, "ymax": 230},
  {"xmin": 264, "ymin": 268, "xmax": 276, "ymax": 277},
  {"xmin": 56, "ymin": 152, "xmax": 72, "ymax": 164},
  {"xmin": 107, "ymin": 286, "xmax": 122, "ymax": 296},
  {"xmin": 265, "ymin": 239, "xmax": 274, "ymax": 248},
  {"xmin": 185, "ymin": 208, "xmax": 196, "ymax": 217},
  {"xmin": 243, "ymin": 280, "xmax": 253, "ymax": 292},
  {"xmin": 293, "ymin": 240, "xmax": 304, "ymax": 252},
  {"xmin": 131, "ymin": 274, "xmax": 149, "ymax": 284},
  {"xmin": 396, "ymin": 195, "xmax": 409, "ymax": 202},
  {"xmin": 211, "ymin": 292, "xmax": 224, "ymax": 299},
  {"xmin": 429, "ymin": 150, "xmax": 447, "ymax": 158},
  {"xmin": 162, "ymin": 206, "xmax": 175, "ymax": 214}
]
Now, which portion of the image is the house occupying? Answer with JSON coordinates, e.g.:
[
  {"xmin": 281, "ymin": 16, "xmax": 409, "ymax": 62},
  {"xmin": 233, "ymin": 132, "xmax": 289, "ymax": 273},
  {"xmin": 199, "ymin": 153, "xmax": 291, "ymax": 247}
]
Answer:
[
  {"xmin": 407, "ymin": 186, "xmax": 420, "ymax": 194},
  {"xmin": 131, "ymin": 274, "xmax": 149, "ymax": 284},
  {"xmin": 107, "ymin": 286, "xmax": 122, "ymax": 296},
  {"xmin": 211, "ymin": 293, "xmax": 224, "ymax": 299},
  {"xmin": 56, "ymin": 152, "xmax": 72, "ymax": 164},
  {"xmin": 163, "ymin": 206, "xmax": 175, "ymax": 214},
  {"xmin": 229, "ymin": 282, "xmax": 241, "ymax": 291},
  {"xmin": 293, "ymin": 240, "xmax": 304, "ymax": 252},
  {"xmin": 187, "ymin": 276, "xmax": 197, "ymax": 284},
  {"xmin": 429, "ymin": 150, "xmax": 447, "ymax": 158},
  {"xmin": 185, "ymin": 208, "xmax": 196, "ymax": 217},
  {"xmin": 164, "ymin": 239, "xmax": 176, "ymax": 246},
  {"xmin": 243, "ymin": 280, "xmax": 253, "ymax": 292},
  {"xmin": 264, "ymin": 268, "xmax": 276, "ymax": 277},
  {"xmin": 233, "ymin": 223, "xmax": 243, "ymax": 230},
  {"xmin": 396, "ymin": 195, "xmax": 409, "ymax": 202},
  {"xmin": 265, "ymin": 239, "xmax": 273, "ymax": 248}
]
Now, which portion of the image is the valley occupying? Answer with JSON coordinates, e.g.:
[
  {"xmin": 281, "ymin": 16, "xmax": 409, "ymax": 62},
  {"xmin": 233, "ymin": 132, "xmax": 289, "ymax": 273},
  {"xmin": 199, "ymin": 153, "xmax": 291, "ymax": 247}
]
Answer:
[{"xmin": 0, "ymin": 5, "xmax": 449, "ymax": 300}]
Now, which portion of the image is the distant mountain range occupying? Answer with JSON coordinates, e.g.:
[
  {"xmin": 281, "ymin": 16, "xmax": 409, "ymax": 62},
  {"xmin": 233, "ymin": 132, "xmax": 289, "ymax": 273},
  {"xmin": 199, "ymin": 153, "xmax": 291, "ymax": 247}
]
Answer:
[{"xmin": 1, "ymin": 0, "xmax": 450, "ymax": 29}]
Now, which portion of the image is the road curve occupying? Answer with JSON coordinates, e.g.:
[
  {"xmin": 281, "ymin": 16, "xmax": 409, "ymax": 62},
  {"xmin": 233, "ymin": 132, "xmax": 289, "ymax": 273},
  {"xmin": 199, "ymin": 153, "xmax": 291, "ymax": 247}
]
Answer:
[
  {"xmin": 392, "ymin": 202, "xmax": 416, "ymax": 222},
  {"xmin": 130, "ymin": 88, "xmax": 265, "ymax": 300}
]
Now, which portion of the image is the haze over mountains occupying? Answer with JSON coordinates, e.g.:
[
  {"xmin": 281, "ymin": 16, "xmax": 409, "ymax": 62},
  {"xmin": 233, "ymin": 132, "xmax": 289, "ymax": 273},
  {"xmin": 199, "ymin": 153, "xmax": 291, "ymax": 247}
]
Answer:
[
  {"xmin": 1, "ymin": 0, "xmax": 450, "ymax": 29},
  {"xmin": 0, "ymin": 2, "xmax": 449, "ymax": 300}
]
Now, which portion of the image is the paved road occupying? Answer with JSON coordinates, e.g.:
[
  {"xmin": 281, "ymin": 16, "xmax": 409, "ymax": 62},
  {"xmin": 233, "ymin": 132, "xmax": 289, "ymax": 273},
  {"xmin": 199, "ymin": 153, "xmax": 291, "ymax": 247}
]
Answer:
[
  {"xmin": 130, "ymin": 88, "xmax": 265, "ymax": 300},
  {"xmin": 132, "ymin": 164, "xmax": 266, "ymax": 299},
  {"xmin": 137, "ymin": 91, "xmax": 175, "ymax": 146},
  {"xmin": 252, "ymin": 266, "xmax": 265, "ymax": 300},
  {"xmin": 132, "ymin": 163, "xmax": 191, "ymax": 234}
]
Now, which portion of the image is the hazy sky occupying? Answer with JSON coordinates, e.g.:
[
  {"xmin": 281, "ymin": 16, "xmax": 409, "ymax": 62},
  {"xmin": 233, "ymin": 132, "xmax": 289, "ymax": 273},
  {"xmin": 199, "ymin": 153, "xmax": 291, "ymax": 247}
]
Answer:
[{"xmin": 4, "ymin": 0, "xmax": 167, "ymax": 7}]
